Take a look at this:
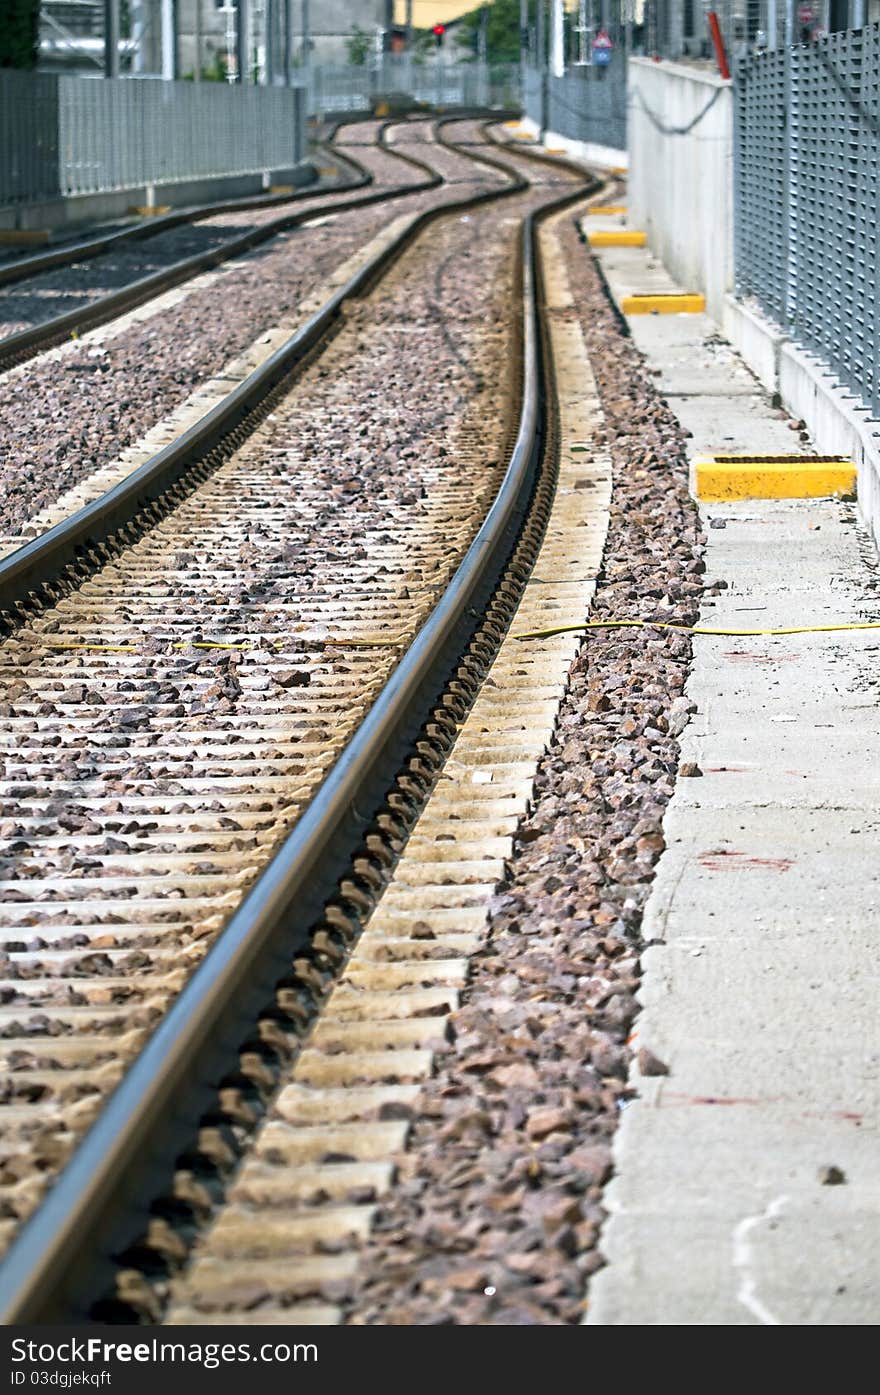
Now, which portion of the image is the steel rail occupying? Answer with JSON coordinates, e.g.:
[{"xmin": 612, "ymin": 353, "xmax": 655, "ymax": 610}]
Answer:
[
  {"xmin": 0, "ymin": 124, "xmax": 525, "ymax": 622},
  {"xmin": 0, "ymin": 122, "xmax": 444, "ymax": 373},
  {"xmin": 0, "ymin": 134, "xmax": 595, "ymax": 1322},
  {"xmin": 0, "ymin": 141, "xmax": 366, "ymax": 292}
]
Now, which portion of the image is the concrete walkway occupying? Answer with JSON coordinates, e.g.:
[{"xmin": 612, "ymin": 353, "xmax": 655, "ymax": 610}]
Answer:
[{"xmin": 584, "ymin": 214, "xmax": 880, "ymax": 1324}]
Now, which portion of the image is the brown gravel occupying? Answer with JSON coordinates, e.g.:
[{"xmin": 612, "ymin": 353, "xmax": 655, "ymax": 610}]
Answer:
[
  {"xmin": 0, "ymin": 160, "xmax": 574, "ymax": 1247},
  {"xmin": 345, "ymin": 210, "xmax": 705, "ymax": 1327},
  {"xmin": 0, "ymin": 122, "xmax": 420, "ymax": 341},
  {"xmin": 0, "ymin": 120, "xmax": 497, "ymax": 539}
]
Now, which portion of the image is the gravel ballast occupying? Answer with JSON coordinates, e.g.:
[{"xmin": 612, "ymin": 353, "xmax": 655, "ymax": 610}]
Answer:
[
  {"xmin": 0, "ymin": 121, "xmax": 497, "ymax": 540},
  {"xmin": 345, "ymin": 207, "xmax": 706, "ymax": 1327}
]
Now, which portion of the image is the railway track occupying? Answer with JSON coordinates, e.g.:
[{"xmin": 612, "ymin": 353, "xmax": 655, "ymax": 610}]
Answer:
[
  {"xmin": 0, "ymin": 116, "xmax": 453, "ymax": 373},
  {"xmin": 0, "ymin": 122, "xmax": 602, "ymax": 1322}
]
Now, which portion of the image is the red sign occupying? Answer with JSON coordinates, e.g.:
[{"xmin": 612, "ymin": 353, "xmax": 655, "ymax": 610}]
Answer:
[
  {"xmin": 796, "ymin": 3, "xmax": 814, "ymax": 21},
  {"xmin": 592, "ymin": 28, "xmax": 614, "ymax": 48}
]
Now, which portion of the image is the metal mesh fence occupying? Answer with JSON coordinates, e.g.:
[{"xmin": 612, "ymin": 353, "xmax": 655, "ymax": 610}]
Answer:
[
  {"xmin": 307, "ymin": 60, "xmax": 519, "ymax": 116},
  {"xmin": 735, "ymin": 25, "xmax": 880, "ymax": 417},
  {"xmin": 1, "ymin": 61, "xmax": 518, "ymax": 207},
  {"xmin": 523, "ymin": 61, "xmax": 627, "ymax": 153},
  {"xmin": 0, "ymin": 71, "xmax": 62, "ymax": 204},
  {"xmin": 1, "ymin": 74, "xmax": 306, "ymax": 203}
]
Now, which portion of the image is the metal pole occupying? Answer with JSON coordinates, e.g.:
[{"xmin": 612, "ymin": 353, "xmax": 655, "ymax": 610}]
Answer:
[
  {"xmin": 783, "ymin": 0, "xmax": 794, "ymax": 44},
  {"xmin": 767, "ymin": 0, "xmax": 778, "ymax": 48},
  {"xmin": 236, "ymin": 0, "xmax": 249, "ymax": 80},
  {"xmin": 131, "ymin": 0, "xmax": 145, "ymax": 73},
  {"xmin": 520, "ymin": 0, "xmax": 528, "ymax": 107},
  {"xmin": 266, "ymin": 0, "xmax": 275, "ymax": 82},
  {"xmin": 536, "ymin": 0, "xmax": 548, "ymax": 135},
  {"xmin": 161, "ymin": 0, "xmax": 176, "ymax": 79},
  {"xmin": 284, "ymin": 0, "xmax": 292, "ymax": 83},
  {"xmin": 550, "ymin": 0, "xmax": 565, "ymax": 74},
  {"xmin": 194, "ymin": 0, "xmax": 202, "ymax": 79},
  {"xmin": 104, "ymin": 0, "xmax": 120, "ymax": 76},
  {"xmin": 851, "ymin": 0, "xmax": 865, "ymax": 25},
  {"xmin": 302, "ymin": 0, "xmax": 310, "ymax": 68}
]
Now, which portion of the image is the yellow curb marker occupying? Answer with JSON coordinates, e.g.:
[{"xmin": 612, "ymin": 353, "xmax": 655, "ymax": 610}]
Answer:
[
  {"xmin": 129, "ymin": 205, "xmax": 172, "ymax": 217},
  {"xmin": 587, "ymin": 229, "xmax": 646, "ymax": 247},
  {"xmin": 269, "ymin": 184, "xmax": 295, "ymax": 195},
  {"xmin": 622, "ymin": 292, "xmax": 706, "ymax": 314},
  {"xmin": 587, "ymin": 205, "xmax": 627, "ymax": 216},
  {"xmin": 695, "ymin": 455, "xmax": 856, "ymax": 502},
  {"xmin": 0, "ymin": 229, "xmax": 51, "ymax": 246}
]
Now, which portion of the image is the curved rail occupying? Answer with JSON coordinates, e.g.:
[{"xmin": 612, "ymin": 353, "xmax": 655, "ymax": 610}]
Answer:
[
  {"xmin": 0, "ymin": 121, "xmax": 443, "ymax": 374},
  {"xmin": 0, "ymin": 132, "xmax": 596, "ymax": 1322},
  {"xmin": 0, "ymin": 138, "xmax": 365, "ymax": 292},
  {"xmin": 0, "ymin": 121, "xmax": 524, "ymax": 622}
]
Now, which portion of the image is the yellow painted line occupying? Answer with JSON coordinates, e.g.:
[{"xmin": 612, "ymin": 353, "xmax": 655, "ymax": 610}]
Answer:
[
  {"xmin": 587, "ymin": 229, "xmax": 646, "ymax": 247},
  {"xmin": 610, "ymin": 166, "xmax": 628, "ymax": 176},
  {"xmin": 545, "ymin": 147, "xmax": 568, "ymax": 154},
  {"xmin": 622, "ymin": 292, "xmax": 706, "ymax": 314},
  {"xmin": 269, "ymin": 184, "xmax": 295, "ymax": 195},
  {"xmin": 695, "ymin": 455, "xmax": 856, "ymax": 502},
  {"xmin": 129, "ymin": 205, "xmax": 172, "ymax": 217},
  {"xmin": 587, "ymin": 205, "xmax": 627, "ymax": 216}
]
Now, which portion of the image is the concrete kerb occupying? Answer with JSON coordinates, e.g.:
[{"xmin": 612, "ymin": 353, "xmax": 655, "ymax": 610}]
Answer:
[
  {"xmin": 514, "ymin": 115, "xmax": 627, "ymax": 174},
  {"xmin": 723, "ymin": 293, "xmax": 880, "ymax": 550}
]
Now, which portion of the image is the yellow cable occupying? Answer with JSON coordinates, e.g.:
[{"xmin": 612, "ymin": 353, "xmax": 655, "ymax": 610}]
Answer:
[
  {"xmin": 28, "ymin": 637, "xmax": 401, "ymax": 653},
  {"xmin": 515, "ymin": 619, "xmax": 880, "ymax": 640}
]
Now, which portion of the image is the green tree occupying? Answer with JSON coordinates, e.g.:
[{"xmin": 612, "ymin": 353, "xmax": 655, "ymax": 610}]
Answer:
[
  {"xmin": 455, "ymin": 0, "xmax": 538, "ymax": 64},
  {"xmin": 346, "ymin": 25, "xmax": 370, "ymax": 65},
  {"xmin": 0, "ymin": 0, "xmax": 41, "ymax": 69}
]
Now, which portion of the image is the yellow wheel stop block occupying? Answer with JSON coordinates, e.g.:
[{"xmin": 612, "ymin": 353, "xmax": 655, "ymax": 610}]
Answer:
[
  {"xmin": 695, "ymin": 455, "xmax": 857, "ymax": 501},
  {"xmin": 621, "ymin": 293, "xmax": 706, "ymax": 314},
  {"xmin": 587, "ymin": 229, "xmax": 646, "ymax": 247}
]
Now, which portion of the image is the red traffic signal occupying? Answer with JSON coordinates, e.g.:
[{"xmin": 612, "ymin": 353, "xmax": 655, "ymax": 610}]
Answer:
[{"xmin": 432, "ymin": 23, "xmax": 446, "ymax": 46}]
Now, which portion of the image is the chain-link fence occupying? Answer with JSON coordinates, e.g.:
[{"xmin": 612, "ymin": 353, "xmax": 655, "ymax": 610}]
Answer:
[{"xmin": 735, "ymin": 24, "xmax": 880, "ymax": 417}]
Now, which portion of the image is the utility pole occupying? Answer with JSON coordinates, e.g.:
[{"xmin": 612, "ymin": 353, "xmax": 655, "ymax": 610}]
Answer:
[{"xmin": 104, "ymin": 0, "xmax": 120, "ymax": 76}]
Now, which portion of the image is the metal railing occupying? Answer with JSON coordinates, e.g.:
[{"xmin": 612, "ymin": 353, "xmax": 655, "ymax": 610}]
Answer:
[
  {"xmin": 735, "ymin": 24, "xmax": 880, "ymax": 417},
  {"xmin": 306, "ymin": 59, "xmax": 520, "ymax": 116},
  {"xmin": 0, "ymin": 60, "xmax": 519, "ymax": 208},
  {"xmin": 0, "ymin": 71, "xmax": 306, "ymax": 204}
]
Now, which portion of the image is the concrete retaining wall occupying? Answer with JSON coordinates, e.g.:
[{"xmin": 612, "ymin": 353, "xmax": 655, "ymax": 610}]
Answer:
[{"xmin": 628, "ymin": 58, "xmax": 732, "ymax": 322}]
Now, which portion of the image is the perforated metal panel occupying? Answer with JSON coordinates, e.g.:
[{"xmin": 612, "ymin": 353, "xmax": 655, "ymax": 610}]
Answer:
[{"xmin": 735, "ymin": 26, "xmax": 880, "ymax": 418}]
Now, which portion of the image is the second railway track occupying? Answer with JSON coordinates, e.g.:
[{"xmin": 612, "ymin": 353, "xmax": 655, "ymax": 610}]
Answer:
[{"xmin": 0, "ymin": 121, "xmax": 603, "ymax": 1322}]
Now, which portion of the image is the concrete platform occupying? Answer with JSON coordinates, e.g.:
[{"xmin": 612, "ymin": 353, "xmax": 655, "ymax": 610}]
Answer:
[{"xmin": 585, "ymin": 216, "xmax": 880, "ymax": 1325}]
